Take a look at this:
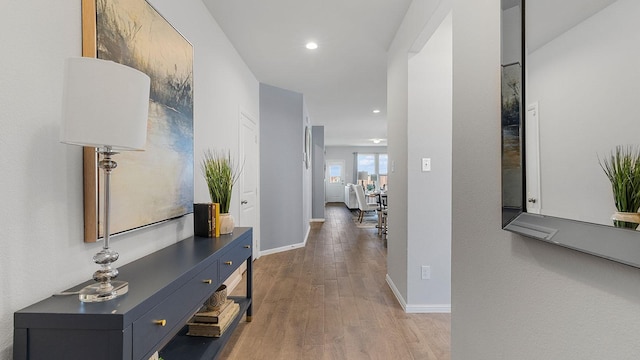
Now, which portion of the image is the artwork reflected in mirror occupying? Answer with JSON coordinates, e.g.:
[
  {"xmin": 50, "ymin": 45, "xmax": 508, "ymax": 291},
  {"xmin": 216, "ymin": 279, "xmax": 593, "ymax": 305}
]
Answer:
[
  {"xmin": 501, "ymin": 0, "xmax": 523, "ymax": 227},
  {"xmin": 525, "ymin": 0, "xmax": 640, "ymax": 229}
]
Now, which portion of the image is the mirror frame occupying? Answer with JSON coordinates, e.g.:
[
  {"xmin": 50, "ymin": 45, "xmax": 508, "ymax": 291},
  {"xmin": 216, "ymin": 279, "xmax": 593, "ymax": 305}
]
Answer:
[{"xmin": 501, "ymin": 0, "xmax": 640, "ymax": 269}]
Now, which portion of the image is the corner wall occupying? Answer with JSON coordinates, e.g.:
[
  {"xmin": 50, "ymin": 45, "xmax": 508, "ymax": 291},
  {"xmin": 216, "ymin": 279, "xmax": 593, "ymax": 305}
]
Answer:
[
  {"xmin": 259, "ymin": 84, "xmax": 308, "ymax": 252},
  {"xmin": 312, "ymin": 126, "xmax": 325, "ymax": 220},
  {"xmin": 386, "ymin": 0, "xmax": 449, "ymax": 309},
  {"xmin": 407, "ymin": 11, "xmax": 452, "ymax": 310},
  {"xmin": 451, "ymin": 0, "xmax": 640, "ymax": 358},
  {"xmin": 0, "ymin": 1, "xmax": 258, "ymax": 358}
]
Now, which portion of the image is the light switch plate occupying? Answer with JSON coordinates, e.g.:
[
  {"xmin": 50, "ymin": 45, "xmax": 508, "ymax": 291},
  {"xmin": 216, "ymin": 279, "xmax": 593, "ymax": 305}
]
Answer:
[{"xmin": 422, "ymin": 158, "xmax": 431, "ymax": 172}]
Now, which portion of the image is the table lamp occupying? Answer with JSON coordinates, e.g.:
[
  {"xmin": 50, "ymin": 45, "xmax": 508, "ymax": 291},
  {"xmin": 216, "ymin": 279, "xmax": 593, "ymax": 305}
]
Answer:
[
  {"xmin": 60, "ymin": 57, "xmax": 150, "ymax": 302},
  {"xmin": 369, "ymin": 174, "xmax": 378, "ymax": 190},
  {"xmin": 358, "ymin": 171, "xmax": 369, "ymax": 189}
]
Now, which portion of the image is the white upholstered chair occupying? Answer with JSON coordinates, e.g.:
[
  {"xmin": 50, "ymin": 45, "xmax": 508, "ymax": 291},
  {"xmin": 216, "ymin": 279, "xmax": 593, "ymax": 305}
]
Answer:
[{"xmin": 352, "ymin": 184, "xmax": 378, "ymax": 222}]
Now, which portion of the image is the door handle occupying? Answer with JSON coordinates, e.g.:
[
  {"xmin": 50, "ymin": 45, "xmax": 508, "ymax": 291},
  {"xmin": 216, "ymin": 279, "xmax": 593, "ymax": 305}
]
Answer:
[{"xmin": 241, "ymin": 200, "xmax": 248, "ymax": 205}]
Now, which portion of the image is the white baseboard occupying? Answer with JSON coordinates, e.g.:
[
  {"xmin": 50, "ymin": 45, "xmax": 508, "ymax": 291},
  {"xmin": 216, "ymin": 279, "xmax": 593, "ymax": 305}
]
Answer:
[
  {"xmin": 386, "ymin": 274, "xmax": 452, "ymax": 314},
  {"xmin": 310, "ymin": 218, "xmax": 325, "ymax": 223},
  {"xmin": 305, "ymin": 223, "xmax": 311, "ymax": 242},
  {"xmin": 259, "ymin": 241, "xmax": 306, "ymax": 256},
  {"xmin": 259, "ymin": 227, "xmax": 309, "ymax": 257},
  {"xmin": 405, "ymin": 304, "xmax": 451, "ymax": 313},
  {"xmin": 258, "ymin": 224, "xmax": 310, "ymax": 257},
  {"xmin": 386, "ymin": 274, "xmax": 408, "ymax": 310}
]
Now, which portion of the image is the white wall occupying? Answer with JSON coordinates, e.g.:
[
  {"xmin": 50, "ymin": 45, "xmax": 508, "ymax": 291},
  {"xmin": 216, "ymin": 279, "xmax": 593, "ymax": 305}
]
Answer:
[
  {"xmin": 0, "ymin": 1, "xmax": 258, "ymax": 358},
  {"xmin": 386, "ymin": 0, "xmax": 450, "ymax": 309},
  {"xmin": 324, "ymin": 145, "xmax": 388, "ymax": 185},
  {"xmin": 451, "ymin": 0, "xmax": 640, "ymax": 358},
  {"xmin": 529, "ymin": 0, "xmax": 639, "ymax": 226},
  {"xmin": 407, "ymin": 11, "xmax": 452, "ymax": 310},
  {"xmin": 501, "ymin": 5, "xmax": 521, "ymax": 65}
]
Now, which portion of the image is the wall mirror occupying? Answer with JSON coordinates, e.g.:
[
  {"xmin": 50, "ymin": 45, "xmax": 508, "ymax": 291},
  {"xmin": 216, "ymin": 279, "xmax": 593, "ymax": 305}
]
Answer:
[{"xmin": 501, "ymin": 0, "xmax": 640, "ymax": 269}]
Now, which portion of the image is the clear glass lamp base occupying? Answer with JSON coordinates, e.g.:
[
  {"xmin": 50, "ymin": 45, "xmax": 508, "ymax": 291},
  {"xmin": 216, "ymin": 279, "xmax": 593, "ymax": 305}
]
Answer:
[{"xmin": 78, "ymin": 281, "xmax": 129, "ymax": 303}]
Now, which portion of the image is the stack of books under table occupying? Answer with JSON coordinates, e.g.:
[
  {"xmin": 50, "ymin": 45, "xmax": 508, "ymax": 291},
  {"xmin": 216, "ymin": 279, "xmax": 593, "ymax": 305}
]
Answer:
[{"xmin": 187, "ymin": 299, "xmax": 240, "ymax": 338}]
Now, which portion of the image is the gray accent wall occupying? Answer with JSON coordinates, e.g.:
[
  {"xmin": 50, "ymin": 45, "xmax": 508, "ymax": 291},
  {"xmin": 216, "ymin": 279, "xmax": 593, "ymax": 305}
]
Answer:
[
  {"xmin": 312, "ymin": 126, "xmax": 325, "ymax": 220},
  {"xmin": 452, "ymin": 0, "xmax": 640, "ymax": 358},
  {"xmin": 259, "ymin": 83, "xmax": 306, "ymax": 251}
]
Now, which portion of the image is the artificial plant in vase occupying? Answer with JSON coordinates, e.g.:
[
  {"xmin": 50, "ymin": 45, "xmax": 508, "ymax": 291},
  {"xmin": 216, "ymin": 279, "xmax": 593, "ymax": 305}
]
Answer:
[
  {"xmin": 201, "ymin": 149, "xmax": 242, "ymax": 234},
  {"xmin": 599, "ymin": 145, "xmax": 640, "ymax": 229}
]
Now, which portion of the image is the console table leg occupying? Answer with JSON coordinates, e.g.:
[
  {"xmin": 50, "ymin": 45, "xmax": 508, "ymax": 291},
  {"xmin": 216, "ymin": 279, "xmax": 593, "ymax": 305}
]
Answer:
[{"xmin": 246, "ymin": 256, "xmax": 253, "ymax": 322}]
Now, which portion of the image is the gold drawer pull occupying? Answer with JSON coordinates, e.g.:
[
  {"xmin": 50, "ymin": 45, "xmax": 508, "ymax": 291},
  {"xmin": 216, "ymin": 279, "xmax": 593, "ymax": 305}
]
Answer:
[
  {"xmin": 224, "ymin": 261, "xmax": 233, "ymax": 265},
  {"xmin": 202, "ymin": 279, "xmax": 212, "ymax": 284},
  {"xmin": 154, "ymin": 319, "xmax": 167, "ymax": 327},
  {"xmin": 244, "ymin": 245, "xmax": 251, "ymax": 249}
]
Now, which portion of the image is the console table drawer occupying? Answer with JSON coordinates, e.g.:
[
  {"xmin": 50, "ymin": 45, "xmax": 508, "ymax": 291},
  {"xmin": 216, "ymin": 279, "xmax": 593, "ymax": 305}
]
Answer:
[
  {"xmin": 219, "ymin": 236, "xmax": 251, "ymax": 280},
  {"xmin": 132, "ymin": 260, "xmax": 218, "ymax": 359}
]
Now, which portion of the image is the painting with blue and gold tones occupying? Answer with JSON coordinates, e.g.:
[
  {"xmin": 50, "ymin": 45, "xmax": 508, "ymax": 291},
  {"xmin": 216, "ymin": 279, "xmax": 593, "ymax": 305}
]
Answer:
[{"xmin": 82, "ymin": 0, "xmax": 193, "ymax": 241}]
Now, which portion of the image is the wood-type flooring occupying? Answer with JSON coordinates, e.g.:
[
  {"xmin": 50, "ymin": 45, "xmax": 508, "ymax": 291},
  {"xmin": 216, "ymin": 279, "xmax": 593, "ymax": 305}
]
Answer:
[{"xmin": 219, "ymin": 203, "xmax": 451, "ymax": 360}]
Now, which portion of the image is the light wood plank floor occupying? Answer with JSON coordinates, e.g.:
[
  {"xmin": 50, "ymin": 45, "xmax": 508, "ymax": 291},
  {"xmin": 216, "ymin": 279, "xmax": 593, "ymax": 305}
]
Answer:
[{"xmin": 219, "ymin": 203, "xmax": 451, "ymax": 360}]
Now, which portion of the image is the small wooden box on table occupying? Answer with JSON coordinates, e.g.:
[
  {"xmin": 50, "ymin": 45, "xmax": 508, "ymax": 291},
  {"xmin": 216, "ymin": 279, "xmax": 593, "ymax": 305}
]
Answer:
[{"xmin": 14, "ymin": 227, "xmax": 253, "ymax": 360}]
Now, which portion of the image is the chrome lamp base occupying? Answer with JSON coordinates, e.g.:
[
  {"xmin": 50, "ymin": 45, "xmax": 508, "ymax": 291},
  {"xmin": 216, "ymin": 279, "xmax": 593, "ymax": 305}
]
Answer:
[
  {"xmin": 78, "ymin": 147, "xmax": 129, "ymax": 303},
  {"xmin": 79, "ymin": 280, "xmax": 129, "ymax": 303}
]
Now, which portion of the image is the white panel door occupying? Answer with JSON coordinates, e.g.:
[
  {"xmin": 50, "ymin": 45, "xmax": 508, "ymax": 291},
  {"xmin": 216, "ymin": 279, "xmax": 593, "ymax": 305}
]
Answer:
[
  {"xmin": 239, "ymin": 111, "xmax": 259, "ymax": 256},
  {"xmin": 526, "ymin": 102, "xmax": 541, "ymax": 214},
  {"xmin": 325, "ymin": 160, "xmax": 345, "ymax": 202}
]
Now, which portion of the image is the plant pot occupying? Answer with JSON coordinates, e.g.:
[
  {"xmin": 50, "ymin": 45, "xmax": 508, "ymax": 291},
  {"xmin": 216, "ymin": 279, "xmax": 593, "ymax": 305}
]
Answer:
[
  {"xmin": 219, "ymin": 213, "xmax": 235, "ymax": 234},
  {"xmin": 611, "ymin": 212, "xmax": 640, "ymax": 230}
]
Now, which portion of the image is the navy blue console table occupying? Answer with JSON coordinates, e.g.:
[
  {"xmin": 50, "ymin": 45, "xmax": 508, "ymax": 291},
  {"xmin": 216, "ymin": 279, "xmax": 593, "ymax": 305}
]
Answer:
[{"xmin": 14, "ymin": 227, "xmax": 253, "ymax": 360}]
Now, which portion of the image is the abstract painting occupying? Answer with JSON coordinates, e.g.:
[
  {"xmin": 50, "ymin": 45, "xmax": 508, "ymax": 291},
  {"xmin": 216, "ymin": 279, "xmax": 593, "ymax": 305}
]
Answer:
[{"xmin": 82, "ymin": 0, "xmax": 193, "ymax": 242}]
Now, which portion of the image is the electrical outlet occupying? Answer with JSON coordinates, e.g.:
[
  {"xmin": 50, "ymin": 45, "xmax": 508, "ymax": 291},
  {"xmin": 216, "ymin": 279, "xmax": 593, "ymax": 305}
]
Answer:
[
  {"xmin": 421, "ymin": 158, "xmax": 431, "ymax": 172},
  {"xmin": 421, "ymin": 265, "xmax": 431, "ymax": 280}
]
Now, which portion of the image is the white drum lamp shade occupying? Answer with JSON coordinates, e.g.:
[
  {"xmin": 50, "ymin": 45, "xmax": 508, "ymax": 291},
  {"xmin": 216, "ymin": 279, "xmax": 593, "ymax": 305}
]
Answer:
[
  {"xmin": 358, "ymin": 171, "xmax": 369, "ymax": 181},
  {"xmin": 60, "ymin": 57, "xmax": 151, "ymax": 150}
]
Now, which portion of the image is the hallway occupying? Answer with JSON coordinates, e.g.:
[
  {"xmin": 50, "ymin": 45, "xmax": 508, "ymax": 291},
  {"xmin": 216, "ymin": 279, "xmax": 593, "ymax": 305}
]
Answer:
[{"xmin": 220, "ymin": 203, "xmax": 451, "ymax": 360}]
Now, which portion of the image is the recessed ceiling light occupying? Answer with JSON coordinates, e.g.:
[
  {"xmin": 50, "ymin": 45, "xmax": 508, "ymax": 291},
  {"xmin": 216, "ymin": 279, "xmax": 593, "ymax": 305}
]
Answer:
[
  {"xmin": 373, "ymin": 139, "xmax": 381, "ymax": 144},
  {"xmin": 373, "ymin": 109, "xmax": 381, "ymax": 114},
  {"xmin": 306, "ymin": 42, "xmax": 318, "ymax": 50}
]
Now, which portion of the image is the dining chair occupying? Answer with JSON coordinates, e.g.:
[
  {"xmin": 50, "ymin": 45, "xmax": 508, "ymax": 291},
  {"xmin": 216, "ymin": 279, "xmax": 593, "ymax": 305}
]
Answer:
[
  {"xmin": 377, "ymin": 194, "xmax": 388, "ymax": 239},
  {"xmin": 352, "ymin": 184, "xmax": 378, "ymax": 222}
]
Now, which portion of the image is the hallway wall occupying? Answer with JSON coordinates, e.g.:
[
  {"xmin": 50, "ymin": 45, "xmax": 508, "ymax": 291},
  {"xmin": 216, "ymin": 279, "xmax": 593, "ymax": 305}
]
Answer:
[
  {"xmin": 407, "ymin": 11, "xmax": 452, "ymax": 310},
  {"xmin": 386, "ymin": 0, "xmax": 450, "ymax": 310},
  {"xmin": 0, "ymin": 1, "xmax": 258, "ymax": 358},
  {"xmin": 451, "ymin": 0, "xmax": 640, "ymax": 358}
]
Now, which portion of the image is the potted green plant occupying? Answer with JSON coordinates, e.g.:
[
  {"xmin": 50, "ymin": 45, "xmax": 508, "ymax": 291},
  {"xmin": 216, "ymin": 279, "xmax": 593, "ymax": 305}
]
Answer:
[
  {"xmin": 201, "ymin": 149, "xmax": 242, "ymax": 234},
  {"xmin": 599, "ymin": 145, "xmax": 640, "ymax": 229}
]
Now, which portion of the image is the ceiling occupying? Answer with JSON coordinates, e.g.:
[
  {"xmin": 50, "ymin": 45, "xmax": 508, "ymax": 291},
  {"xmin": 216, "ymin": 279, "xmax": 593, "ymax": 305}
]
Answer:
[
  {"xmin": 527, "ymin": 0, "xmax": 616, "ymax": 52},
  {"xmin": 201, "ymin": 0, "xmax": 413, "ymax": 146}
]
